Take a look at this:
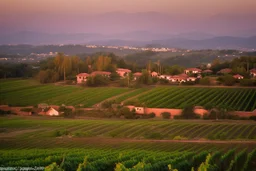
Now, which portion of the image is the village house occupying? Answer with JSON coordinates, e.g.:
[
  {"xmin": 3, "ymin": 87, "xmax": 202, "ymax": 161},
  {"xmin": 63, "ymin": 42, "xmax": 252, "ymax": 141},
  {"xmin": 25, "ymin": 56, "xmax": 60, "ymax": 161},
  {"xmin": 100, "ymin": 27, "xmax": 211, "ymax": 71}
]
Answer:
[
  {"xmin": 133, "ymin": 72, "xmax": 142, "ymax": 80},
  {"xmin": 250, "ymin": 69, "xmax": 256, "ymax": 77},
  {"xmin": 76, "ymin": 73, "xmax": 90, "ymax": 84},
  {"xmin": 202, "ymin": 69, "xmax": 213, "ymax": 74},
  {"xmin": 151, "ymin": 71, "xmax": 158, "ymax": 77},
  {"xmin": 187, "ymin": 77, "xmax": 197, "ymax": 82},
  {"xmin": 39, "ymin": 107, "xmax": 59, "ymax": 116},
  {"xmin": 184, "ymin": 68, "xmax": 202, "ymax": 74},
  {"xmin": 159, "ymin": 75, "xmax": 172, "ymax": 81},
  {"xmin": 233, "ymin": 74, "xmax": 244, "ymax": 80},
  {"xmin": 116, "ymin": 68, "xmax": 131, "ymax": 77},
  {"xmin": 217, "ymin": 68, "xmax": 232, "ymax": 74}
]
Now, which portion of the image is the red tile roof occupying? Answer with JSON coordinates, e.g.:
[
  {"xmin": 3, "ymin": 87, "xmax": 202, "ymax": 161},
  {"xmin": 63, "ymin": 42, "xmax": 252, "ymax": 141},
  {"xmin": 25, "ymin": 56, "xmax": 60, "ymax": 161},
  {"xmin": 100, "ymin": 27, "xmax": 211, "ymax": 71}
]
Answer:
[
  {"xmin": 77, "ymin": 73, "xmax": 90, "ymax": 77},
  {"xmin": 233, "ymin": 74, "xmax": 243, "ymax": 79},
  {"xmin": 185, "ymin": 68, "xmax": 202, "ymax": 72},
  {"xmin": 250, "ymin": 69, "xmax": 256, "ymax": 74},
  {"xmin": 202, "ymin": 69, "xmax": 213, "ymax": 73},
  {"xmin": 117, "ymin": 68, "xmax": 131, "ymax": 72},
  {"xmin": 91, "ymin": 71, "xmax": 111, "ymax": 76},
  {"xmin": 133, "ymin": 72, "xmax": 142, "ymax": 76},
  {"xmin": 218, "ymin": 68, "xmax": 232, "ymax": 74}
]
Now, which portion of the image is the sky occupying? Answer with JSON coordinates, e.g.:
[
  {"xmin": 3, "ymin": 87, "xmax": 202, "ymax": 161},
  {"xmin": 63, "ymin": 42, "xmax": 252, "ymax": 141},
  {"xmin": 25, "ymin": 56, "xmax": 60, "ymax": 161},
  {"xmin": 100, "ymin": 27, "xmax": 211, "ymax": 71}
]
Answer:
[{"xmin": 0, "ymin": 0, "xmax": 255, "ymax": 35}]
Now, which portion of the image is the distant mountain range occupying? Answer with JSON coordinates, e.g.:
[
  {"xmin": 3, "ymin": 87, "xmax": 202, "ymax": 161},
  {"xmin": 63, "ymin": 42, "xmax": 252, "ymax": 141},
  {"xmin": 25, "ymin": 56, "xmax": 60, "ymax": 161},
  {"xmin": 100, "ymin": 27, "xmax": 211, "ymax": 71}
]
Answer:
[{"xmin": 0, "ymin": 31, "xmax": 255, "ymax": 49}]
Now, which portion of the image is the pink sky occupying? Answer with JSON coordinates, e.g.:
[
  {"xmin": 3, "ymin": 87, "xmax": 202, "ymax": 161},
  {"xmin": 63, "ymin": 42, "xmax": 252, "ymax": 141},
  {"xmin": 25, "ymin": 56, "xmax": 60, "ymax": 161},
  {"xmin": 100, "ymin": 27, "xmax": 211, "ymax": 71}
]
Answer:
[
  {"xmin": 1, "ymin": 0, "xmax": 255, "ymax": 16},
  {"xmin": 0, "ymin": 0, "xmax": 255, "ymax": 35}
]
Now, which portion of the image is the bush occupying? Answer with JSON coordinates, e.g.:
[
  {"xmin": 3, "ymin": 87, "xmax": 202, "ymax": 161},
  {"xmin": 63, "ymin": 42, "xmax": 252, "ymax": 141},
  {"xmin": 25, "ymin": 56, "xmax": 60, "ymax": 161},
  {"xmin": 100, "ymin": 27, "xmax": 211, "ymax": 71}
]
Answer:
[
  {"xmin": 0, "ymin": 109, "xmax": 11, "ymax": 115},
  {"xmin": 199, "ymin": 77, "xmax": 211, "ymax": 85},
  {"xmin": 141, "ymin": 112, "xmax": 156, "ymax": 119},
  {"xmin": 180, "ymin": 105, "xmax": 198, "ymax": 119},
  {"xmin": 148, "ymin": 112, "xmax": 156, "ymax": 118},
  {"xmin": 249, "ymin": 116, "xmax": 256, "ymax": 121},
  {"xmin": 53, "ymin": 130, "xmax": 69, "ymax": 137},
  {"xmin": 101, "ymin": 100, "xmax": 116, "ymax": 109},
  {"xmin": 218, "ymin": 75, "xmax": 236, "ymax": 86},
  {"xmin": 20, "ymin": 108, "xmax": 32, "ymax": 112},
  {"xmin": 86, "ymin": 75, "xmax": 109, "ymax": 87},
  {"xmin": 119, "ymin": 107, "xmax": 135, "ymax": 119},
  {"xmin": 161, "ymin": 112, "xmax": 171, "ymax": 119},
  {"xmin": 240, "ymin": 79, "xmax": 254, "ymax": 86}
]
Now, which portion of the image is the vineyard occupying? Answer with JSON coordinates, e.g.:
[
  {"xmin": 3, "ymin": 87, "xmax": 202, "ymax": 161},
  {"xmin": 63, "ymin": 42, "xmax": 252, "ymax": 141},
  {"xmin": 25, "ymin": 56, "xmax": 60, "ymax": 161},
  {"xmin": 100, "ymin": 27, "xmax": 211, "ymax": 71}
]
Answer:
[
  {"xmin": 0, "ymin": 79, "xmax": 131, "ymax": 107},
  {"xmin": 127, "ymin": 87, "xmax": 256, "ymax": 111},
  {"xmin": 0, "ymin": 147, "xmax": 256, "ymax": 171},
  {"xmin": 0, "ymin": 117, "xmax": 256, "ymax": 170}
]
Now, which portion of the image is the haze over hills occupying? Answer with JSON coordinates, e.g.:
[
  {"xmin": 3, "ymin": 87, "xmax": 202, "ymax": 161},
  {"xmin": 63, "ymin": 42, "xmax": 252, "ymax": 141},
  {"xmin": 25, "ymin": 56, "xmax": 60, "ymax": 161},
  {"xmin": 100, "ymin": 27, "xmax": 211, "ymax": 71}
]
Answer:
[{"xmin": 0, "ymin": 11, "xmax": 256, "ymax": 49}]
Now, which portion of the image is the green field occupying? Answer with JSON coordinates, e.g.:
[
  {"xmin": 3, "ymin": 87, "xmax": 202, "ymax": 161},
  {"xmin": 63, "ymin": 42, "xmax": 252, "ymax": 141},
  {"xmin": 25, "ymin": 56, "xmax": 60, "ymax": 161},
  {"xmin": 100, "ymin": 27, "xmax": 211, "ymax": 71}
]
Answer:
[
  {"xmin": 1, "ymin": 79, "xmax": 256, "ymax": 112},
  {"xmin": 0, "ymin": 117, "xmax": 256, "ymax": 170},
  {"xmin": 0, "ymin": 79, "xmax": 131, "ymax": 107},
  {"xmin": 127, "ymin": 87, "xmax": 256, "ymax": 111}
]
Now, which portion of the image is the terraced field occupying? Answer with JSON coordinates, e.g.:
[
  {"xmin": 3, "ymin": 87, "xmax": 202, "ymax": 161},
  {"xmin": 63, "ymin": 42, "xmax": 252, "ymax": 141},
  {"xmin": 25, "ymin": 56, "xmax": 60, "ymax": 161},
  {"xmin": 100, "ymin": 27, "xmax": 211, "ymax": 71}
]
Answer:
[
  {"xmin": 0, "ymin": 79, "xmax": 131, "ymax": 107},
  {"xmin": 127, "ymin": 87, "xmax": 256, "ymax": 111},
  {"xmin": 0, "ymin": 117, "xmax": 256, "ymax": 170}
]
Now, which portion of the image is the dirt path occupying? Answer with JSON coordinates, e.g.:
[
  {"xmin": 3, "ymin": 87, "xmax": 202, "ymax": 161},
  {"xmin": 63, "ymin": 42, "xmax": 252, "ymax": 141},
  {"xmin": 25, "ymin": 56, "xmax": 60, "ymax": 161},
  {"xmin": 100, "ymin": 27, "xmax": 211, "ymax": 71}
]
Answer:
[{"xmin": 67, "ymin": 137, "xmax": 256, "ymax": 144}]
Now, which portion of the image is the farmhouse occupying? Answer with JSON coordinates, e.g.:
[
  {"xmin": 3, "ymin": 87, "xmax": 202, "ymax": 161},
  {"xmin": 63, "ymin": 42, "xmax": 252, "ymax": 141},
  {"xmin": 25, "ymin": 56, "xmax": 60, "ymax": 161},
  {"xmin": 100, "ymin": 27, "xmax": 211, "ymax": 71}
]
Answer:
[
  {"xmin": 250, "ymin": 68, "xmax": 256, "ymax": 77},
  {"xmin": 76, "ymin": 73, "xmax": 90, "ymax": 84},
  {"xmin": 151, "ymin": 71, "xmax": 158, "ymax": 77},
  {"xmin": 39, "ymin": 107, "xmax": 59, "ymax": 116},
  {"xmin": 133, "ymin": 72, "xmax": 142, "ymax": 80},
  {"xmin": 116, "ymin": 68, "xmax": 131, "ymax": 77},
  {"xmin": 184, "ymin": 68, "xmax": 202, "ymax": 74},
  {"xmin": 160, "ymin": 75, "xmax": 172, "ymax": 81},
  {"xmin": 233, "ymin": 74, "xmax": 244, "ymax": 79},
  {"xmin": 218, "ymin": 68, "xmax": 232, "ymax": 74},
  {"xmin": 202, "ymin": 70, "xmax": 213, "ymax": 74}
]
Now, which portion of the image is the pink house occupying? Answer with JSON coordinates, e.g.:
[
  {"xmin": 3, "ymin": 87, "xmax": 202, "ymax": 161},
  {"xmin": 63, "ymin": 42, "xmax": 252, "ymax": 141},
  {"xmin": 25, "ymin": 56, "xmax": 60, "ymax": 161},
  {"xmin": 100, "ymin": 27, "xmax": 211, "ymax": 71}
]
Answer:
[
  {"xmin": 218, "ymin": 68, "xmax": 232, "ymax": 74},
  {"xmin": 184, "ymin": 68, "xmax": 202, "ymax": 74},
  {"xmin": 250, "ymin": 69, "xmax": 256, "ymax": 77},
  {"xmin": 233, "ymin": 74, "xmax": 244, "ymax": 79},
  {"xmin": 116, "ymin": 68, "xmax": 131, "ymax": 77},
  {"xmin": 133, "ymin": 72, "xmax": 142, "ymax": 80},
  {"xmin": 151, "ymin": 71, "xmax": 158, "ymax": 77},
  {"xmin": 77, "ymin": 73, "xmax": 90, "ymax": 84}
]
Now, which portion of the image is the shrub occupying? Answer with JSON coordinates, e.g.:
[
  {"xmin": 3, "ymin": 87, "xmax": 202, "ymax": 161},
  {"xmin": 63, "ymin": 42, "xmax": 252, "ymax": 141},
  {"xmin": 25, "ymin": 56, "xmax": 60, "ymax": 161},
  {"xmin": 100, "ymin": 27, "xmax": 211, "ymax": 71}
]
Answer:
[
  {"xmin": 20, "ymin": 108, "xmax": 32, "ymax": 112},
  {"xmin": 249, "ymin": 116, "xmax": 256, "ymax": 121},
  {"xmin": 180, "ymin": 105, "xmax": 198, "ymax": 119},
  {"xmin": 101, "ymin": 100, "xmax": 116, "ymax": 109},
  {"xmin": 0, "ymin": 109, "xmax": 11, "ymax": 115},
  {"xmin": 119, "ymin": 107, "xmax": 135, "ymax": 119},
  {"xmin": 219, "ymin": 75, "xmax": 236, "ymax": 86},
  {"xmin": 161, "ymin": 112, "xmax": 171, "ymax": 119},
  {"xmin": 53, "ymin": 130, "xmax": 69, "ymax": 137},
  {"xmin": 199, "ymin": 77, "xmax": 211, "ymax": 85},
  {"xmin": 148, "ymin": 112, "xmax": 156, "ymax": 118},
  {"xmin": 86, "ymin": 75, "xmax": 109, "ymax": 87},
  {"xmin": 240, "ymin": 79, "xmax": 254, "ymax": 86}
]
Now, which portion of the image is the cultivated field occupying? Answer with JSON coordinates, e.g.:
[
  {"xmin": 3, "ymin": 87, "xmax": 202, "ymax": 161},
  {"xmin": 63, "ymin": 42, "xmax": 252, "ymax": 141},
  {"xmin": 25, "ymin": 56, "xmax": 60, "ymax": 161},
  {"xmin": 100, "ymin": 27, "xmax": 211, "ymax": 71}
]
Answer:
[
  {"xmin": 0, "ymin": 117, "xmax": 256, "ymax": 170},
  {"xmin": 1, "ymin": 79, "xmax": 256, "ymax": 112},
  {"xmin": 0, "ymin": 79, "xmax": 131, "ymax": 107},
  {"xmin": 128, "ymin": 87, "xmax": 256, "ymax": 111}
]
